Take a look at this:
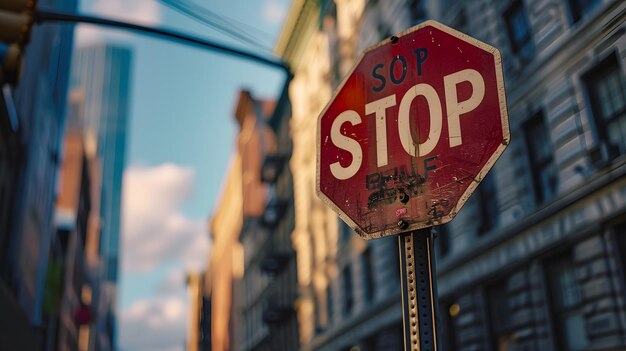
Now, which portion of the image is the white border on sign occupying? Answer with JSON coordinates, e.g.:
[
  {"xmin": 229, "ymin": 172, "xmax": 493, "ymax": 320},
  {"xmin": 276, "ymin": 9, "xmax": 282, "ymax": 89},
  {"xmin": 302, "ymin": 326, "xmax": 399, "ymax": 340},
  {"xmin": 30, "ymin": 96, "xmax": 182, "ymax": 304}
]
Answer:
[{"xmin": 316, "ymin": 20, "xmax": 510, "ymax": 240}]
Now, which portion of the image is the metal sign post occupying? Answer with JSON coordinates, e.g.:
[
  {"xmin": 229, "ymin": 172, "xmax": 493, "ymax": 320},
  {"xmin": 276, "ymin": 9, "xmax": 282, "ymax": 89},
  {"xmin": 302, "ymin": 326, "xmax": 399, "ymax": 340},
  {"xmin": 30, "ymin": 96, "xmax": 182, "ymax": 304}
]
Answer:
[
  {"xmin": 315, "ymin": 20, "xmax": 509, "ymax": 351},
  {"xmin": 399, "ymin": 228, "xmax": 440, "ymax": 351}
]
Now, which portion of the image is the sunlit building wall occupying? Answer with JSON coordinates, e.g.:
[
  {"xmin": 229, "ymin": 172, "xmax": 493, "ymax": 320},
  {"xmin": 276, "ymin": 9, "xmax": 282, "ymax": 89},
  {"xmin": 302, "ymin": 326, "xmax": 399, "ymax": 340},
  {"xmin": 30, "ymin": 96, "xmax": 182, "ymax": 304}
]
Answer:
[
  {"xmin": 231, "ymin": 89, "xmax": 299, "ymax": 351},
  {"xmin": 276, "ymin": 1, "xmax": 430, "ymax": 350},
  {"xmin": 53, "ymin": 133, "xmax": 96, "ymax": 351},
  {"xmin": 256, "ymin": 85, "xmax": 298, "ymax": 351},
  {"xmin": 69, "ymin": 44, "xmax": 132, "ymax": 351},
  {"xmin": 207, "ymin": 152, "xmax": 244, "ymax": 351},
  {"xmin": 236, "ymin": 90, "xmax": 273, "ymax": 350},
  {"xmin": 276, "ymin": 2, "xmax": 339, "ymax": 347},
  {"xmin": 187, "ymin": 272, "xmax": 204, "ymax": 351}
]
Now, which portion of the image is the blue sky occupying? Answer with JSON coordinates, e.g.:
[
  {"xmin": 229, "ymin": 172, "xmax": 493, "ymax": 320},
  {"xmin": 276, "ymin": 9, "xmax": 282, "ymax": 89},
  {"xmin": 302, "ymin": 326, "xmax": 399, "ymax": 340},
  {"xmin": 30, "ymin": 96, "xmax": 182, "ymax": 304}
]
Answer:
[{"xmin": 75, "ymin": 0, "xmax": 290, "ymax": 349}]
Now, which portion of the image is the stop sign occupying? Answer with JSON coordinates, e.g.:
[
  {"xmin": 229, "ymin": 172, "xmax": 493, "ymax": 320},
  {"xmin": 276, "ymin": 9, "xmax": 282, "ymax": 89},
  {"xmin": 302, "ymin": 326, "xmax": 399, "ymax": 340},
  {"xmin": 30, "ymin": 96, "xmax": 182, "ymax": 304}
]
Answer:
[{"xmin": 316, "ymin": 20, "xmax": 509, "ymax": 240}]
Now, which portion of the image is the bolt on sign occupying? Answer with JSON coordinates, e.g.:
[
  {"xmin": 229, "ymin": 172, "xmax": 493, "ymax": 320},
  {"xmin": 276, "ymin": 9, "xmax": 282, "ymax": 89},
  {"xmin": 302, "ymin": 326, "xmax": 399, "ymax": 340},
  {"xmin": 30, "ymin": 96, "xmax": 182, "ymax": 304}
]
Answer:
[{"xmin": 316, "ymin": 20, "xmax": 509, "ymax": 240}]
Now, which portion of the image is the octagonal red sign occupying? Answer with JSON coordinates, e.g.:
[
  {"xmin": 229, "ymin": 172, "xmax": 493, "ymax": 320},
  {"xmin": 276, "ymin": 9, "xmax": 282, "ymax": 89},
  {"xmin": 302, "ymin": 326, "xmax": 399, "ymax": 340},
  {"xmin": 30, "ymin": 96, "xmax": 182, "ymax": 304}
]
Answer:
[{"xmin": 316, "ymin": 20, "xmax": 509, "ymax": 240}]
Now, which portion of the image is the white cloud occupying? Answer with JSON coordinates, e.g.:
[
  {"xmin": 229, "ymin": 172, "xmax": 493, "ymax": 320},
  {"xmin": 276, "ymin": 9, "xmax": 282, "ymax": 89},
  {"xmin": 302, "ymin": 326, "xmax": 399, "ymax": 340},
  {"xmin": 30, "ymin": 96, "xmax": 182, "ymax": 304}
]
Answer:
[
  {"xmin": 75, "ymin": 26, "xmax": 106, "ymax": 47},
  {"xmin": 158, "ymin": 269, "xmax": 186, "ymax": 294},
  {"xmin": 121, "ymin": 163, "xmax": 210, "ymax": 274},
  {"xmin": 263, "ymin": 0, "xmax": 287, "ymax": 25},
  {"xmin": 88, "ymin": 0, "xmax": 161, "ymax": 25},
  {"xmin": 119, "ymin": 295, "xmax": 187, "ymax": 351},
  {"xmin": 76, "ymin": 0, "xmax": 162, "ymax": 46}
]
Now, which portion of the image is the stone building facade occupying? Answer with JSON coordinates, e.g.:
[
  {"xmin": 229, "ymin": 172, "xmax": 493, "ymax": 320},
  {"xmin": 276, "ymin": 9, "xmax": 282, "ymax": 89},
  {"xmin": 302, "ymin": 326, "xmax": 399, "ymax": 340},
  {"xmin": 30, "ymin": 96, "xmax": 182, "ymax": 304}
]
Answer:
[
  {"xmin": 207, "ymin": 148, "xmax": 244, "ymax": 351},
  {"xmin": 276, "ymin": 0, "xmax": 626, "ymax": 350},
  {"xmin": 276, "ymin": 1, "xmax": 424, "ymax": 350},
  {"xmin": 434, "ymin": 1, "xmax": 626, "ymax": 350}
]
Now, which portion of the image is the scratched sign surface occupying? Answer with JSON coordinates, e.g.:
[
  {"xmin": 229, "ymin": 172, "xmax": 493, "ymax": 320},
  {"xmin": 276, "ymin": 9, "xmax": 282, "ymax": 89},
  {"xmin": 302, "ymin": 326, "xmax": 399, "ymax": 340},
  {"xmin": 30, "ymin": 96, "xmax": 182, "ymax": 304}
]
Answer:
[{"xmin": 316, "ymin": 20, "xmax": 509, "ymax": 240}]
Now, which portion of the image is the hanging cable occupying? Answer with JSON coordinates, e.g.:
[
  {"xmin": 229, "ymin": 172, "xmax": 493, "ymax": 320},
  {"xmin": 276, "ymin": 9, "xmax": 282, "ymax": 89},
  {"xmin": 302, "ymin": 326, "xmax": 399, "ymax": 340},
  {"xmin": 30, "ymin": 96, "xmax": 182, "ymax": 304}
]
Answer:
[
  {"xmin": 35, "ymin": 8, "xmax": 291, "ymax": 76},
  {"xmin": 158, "ymin": 0, "xmax": 274, "ymax": 53},
  {"xmin": 161, "ymin": 0, "xmax": 275, "ymax": 42}
]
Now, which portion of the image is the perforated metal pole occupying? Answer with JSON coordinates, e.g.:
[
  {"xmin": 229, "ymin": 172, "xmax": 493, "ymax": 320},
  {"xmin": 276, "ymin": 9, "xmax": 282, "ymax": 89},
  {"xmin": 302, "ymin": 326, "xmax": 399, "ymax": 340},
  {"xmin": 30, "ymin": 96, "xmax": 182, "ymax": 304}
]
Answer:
[{"xmin": 399, "ymin": 228, "xmax": 440, "ymax": 351}]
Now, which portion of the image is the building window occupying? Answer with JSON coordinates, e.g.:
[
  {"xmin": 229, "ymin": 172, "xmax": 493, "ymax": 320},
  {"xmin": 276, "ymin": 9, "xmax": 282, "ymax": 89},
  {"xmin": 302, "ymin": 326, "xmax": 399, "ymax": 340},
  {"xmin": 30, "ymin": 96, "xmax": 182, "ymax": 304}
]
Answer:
[
  {"xmin": 340, "ymin": 219, "xmax": 352, "ymax": 244},
  {"xmin": 361, "ymin": 246, "xmax": 375, "ymax": 301},
  {"xmin": 314, "ymin": 291, "xmax": 323, "ymax": 334},
  {"xmin": 546, "ymin": 253, "xmax": 588, "ymax": 350},
  {"xmin": 389, "ymin": 236, "xmax": 401, "ymax": 283},
  {"xmin": 504, "ymin": 0, "xmax": 534, "ymax": 63},
  {"xmin": 435, "ymin": 224, "xmax": 451, "ymax": 258},
  {"xmin": 377, "ymin": 21, "xmax": 393, "ymax": 40},
  {"xmin": 326, "ymin": 285, "xmax": 334, "ymax": 326},
  {"xmin": 585, "ymin": 53, "xmax": 626, "ymax": 158},
  {"xmin": 486, "ymin": 281, "xmax": 514, "ymax": 351},
  {"xmin": 451, "ymin": 8, "xmax": 468, "ymax": 34},
  {"xmin": 566, "ymin": 0, "xmax": 601, "ymax": 24},
  {"xmin": 524, "ymin": 112, "xmax": 558, "ymax": 204},
  {"xmin": 342, "ymin": 265, "xmax": 354, "ymax": 316},
  {"xmin": 477, "ymin": 173, "xmax": 498, "ymax": 234},
  {"xmin": 409, "ymin": 0, "xmax": 427, "ymax": 24},
  {"xmin": 369, "ymin": 323, "xmax": 403, "ymax": 350},
  {"xmin": 441, "ymin": 302, "xmax": 460, "ymax": 351},
  {"xmin": 361, "ymin": 335, "xmax": 378, "ymax": 351},
  {"xmin": 322, "ymin": 1, "xmax": 341, "ymax": 87},
  {"xmin": 201, "ymin": 296, "xmax": 211, "ymax": 350},
  {"xmin": 612, "ymin": 222, "xmax": 626, "ymax": 297}
]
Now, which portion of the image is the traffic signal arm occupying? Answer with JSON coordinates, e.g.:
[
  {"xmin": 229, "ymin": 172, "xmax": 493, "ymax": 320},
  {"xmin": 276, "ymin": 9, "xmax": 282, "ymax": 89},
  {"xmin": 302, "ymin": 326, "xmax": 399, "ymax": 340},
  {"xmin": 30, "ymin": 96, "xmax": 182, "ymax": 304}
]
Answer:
[{"xmin": 0, "ymin": 0, "xmax": 36, "ymax": 85}]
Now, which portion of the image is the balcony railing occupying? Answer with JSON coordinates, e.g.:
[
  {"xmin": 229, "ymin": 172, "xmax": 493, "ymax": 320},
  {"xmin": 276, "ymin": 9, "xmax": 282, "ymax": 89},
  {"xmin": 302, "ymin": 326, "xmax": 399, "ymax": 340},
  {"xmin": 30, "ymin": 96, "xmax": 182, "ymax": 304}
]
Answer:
[
  {"xmin": 260, "ymin": 154, "xmax": 288, "ymax": 183},
  {"xmin": 262, "ymin": 302, "xmax": 293, "ymax": 325},
  {"xmin": 260, "ymin": 252, "xmax": 291, "ymax": 274},
  {"xmin": 260, "ymin": 197, "xmax": 288, "ymax": 228}
]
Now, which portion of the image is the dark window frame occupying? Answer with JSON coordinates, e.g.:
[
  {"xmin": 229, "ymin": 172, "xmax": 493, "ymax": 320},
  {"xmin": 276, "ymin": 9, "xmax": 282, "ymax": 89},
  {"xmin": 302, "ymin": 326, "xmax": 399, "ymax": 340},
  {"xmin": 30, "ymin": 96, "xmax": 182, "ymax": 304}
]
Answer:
[
  {"xmin": 361, "ymin": 246, "xmax": 376, "ymax": 301},
  {"xmin": 409, "ymin": 0, "xmax": 427, "ymax": 24},
  {"xmin": 544, "ymin": 251, "xmax": 589, "ymax": 351},
  {"xmin": 504, "ymin": 0, "xmax": 535, "ymax": 63},
  {"xmin": 451, "ymin": 8, "xmax": 468, "ymax": 34},
  {"xmin": 340, "ymin": 220, "xmax": 352, "ymax": 244},
  {"xmin": 390, "ymin": 236, "xmax": 401, "ymax": 283},
  {"xmin": 436, "ymin": 224, "xmax": 451, "ymax": 257},
  {"xmin": 314, "ymin": 290, "xmax": 323, "ymax": 334},
  {"xmin": 440, "ymin": 301, "xmax": 459, "ymax": 351},
  {"xmin": 326, "ymin": 284, "xmax": 334, "ymax": 326},
  {"xmin": 611, "ymin": 221, "xmax": 626, "ymax": 302},
  {"xmin": 584, "ymin": 52, "xmax": 626, "ymax": 158},
  {"xmin": 321, "ymin": 0, "xmax": 341, "ymax": 87},
  {"xmin": 566, "ymin": 0, "xmax": 601, "ymax": 24},
  {"xmin": 485, "ymin": 280, "xmax": 515, "ymax": 351},
  {"xmin": 342, "ymin": 264, "xmax": 354, "ymax": 316},
  {"xmin": 524, "ymin": 111, "xmax": 558, "ymax": 204},
  {"xmin": 477, "ymin": 173, "xmax": 498, "ymax": 234}
]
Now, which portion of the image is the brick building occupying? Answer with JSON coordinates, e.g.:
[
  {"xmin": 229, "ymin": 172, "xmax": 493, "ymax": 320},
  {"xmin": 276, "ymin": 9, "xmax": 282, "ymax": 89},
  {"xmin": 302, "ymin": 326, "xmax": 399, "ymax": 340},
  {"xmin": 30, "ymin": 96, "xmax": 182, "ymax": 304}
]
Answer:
[{"xmin": 208, "ymin": 89, "xmax": 298, "ymax": 351}]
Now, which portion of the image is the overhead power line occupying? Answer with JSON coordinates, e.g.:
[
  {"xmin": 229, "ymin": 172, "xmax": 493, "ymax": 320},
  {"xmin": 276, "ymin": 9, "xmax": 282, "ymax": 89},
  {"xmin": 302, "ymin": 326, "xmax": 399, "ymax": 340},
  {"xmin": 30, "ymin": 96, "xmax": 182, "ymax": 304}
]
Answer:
[
  {"xmin": 34, "ymin": 8, "xmax": 294, "ymax": 129},
  {"xmin": 158, "ymin": 0, "xmax": 274, "ymax": 53},
  {"xmin": 35, "ymin": 8, "xmax": 291, "ymax": 76}
]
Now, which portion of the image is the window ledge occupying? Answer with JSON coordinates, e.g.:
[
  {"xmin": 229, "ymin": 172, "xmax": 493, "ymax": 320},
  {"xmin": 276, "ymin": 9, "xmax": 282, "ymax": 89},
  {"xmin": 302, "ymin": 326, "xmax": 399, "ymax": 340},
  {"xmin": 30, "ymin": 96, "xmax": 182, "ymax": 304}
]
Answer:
[
  {"xmin": 506, "ymin": 1, "xmax": 626, "ymax": 106},
  {"xmin": 438, "ymin": 158, "xmax": 626, "ymax": 276}
]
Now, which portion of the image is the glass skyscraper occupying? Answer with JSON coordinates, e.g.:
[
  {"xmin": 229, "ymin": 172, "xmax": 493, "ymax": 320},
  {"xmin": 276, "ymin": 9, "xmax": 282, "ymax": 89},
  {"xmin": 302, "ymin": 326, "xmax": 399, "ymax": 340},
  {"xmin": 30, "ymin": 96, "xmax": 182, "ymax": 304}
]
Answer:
[
  {"xmin": 0, "ymin": 0, "xmax": 77, "ymax": 347},
  {"xmin": 68, "ymin": 43, "xmax": 132, "ymax": 350},
  {"xmin": 71, "ymin": 44, "xmax": 131, "ymax": 282}
]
